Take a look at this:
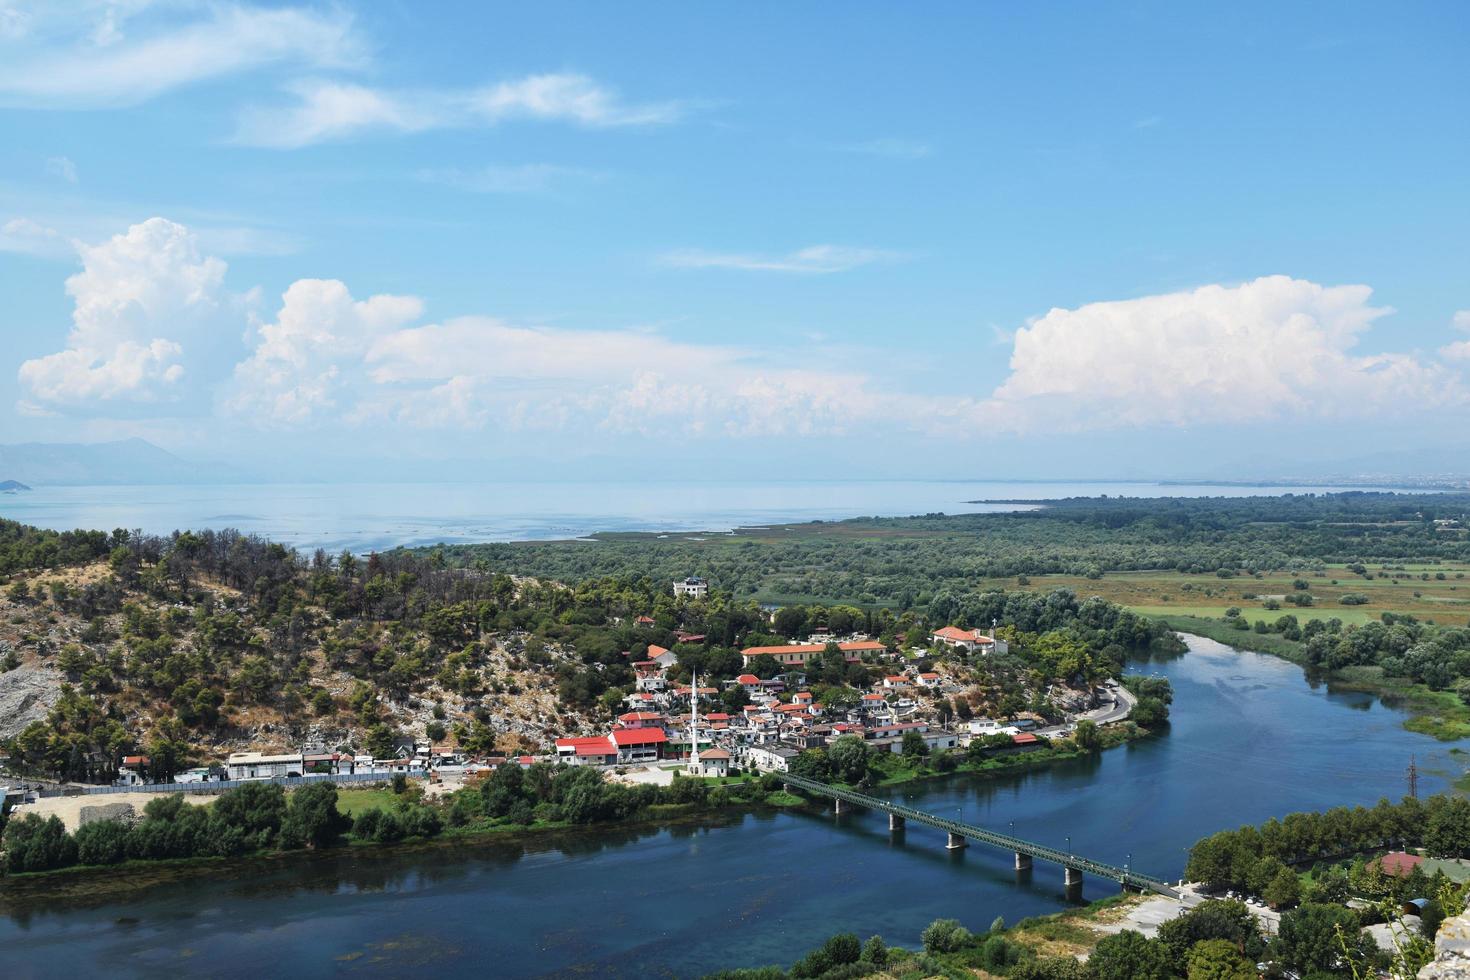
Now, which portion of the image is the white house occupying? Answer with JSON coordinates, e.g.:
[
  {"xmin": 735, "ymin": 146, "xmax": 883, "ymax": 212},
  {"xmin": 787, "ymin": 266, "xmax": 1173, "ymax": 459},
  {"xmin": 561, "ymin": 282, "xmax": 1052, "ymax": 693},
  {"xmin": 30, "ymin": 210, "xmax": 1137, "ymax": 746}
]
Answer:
[
  {"xmin": 674, "ymin": 576, "xmax": 709, "ymax": 598},
  {"xmin": 691, "ymin": 747, "xmax": 731, "ymax": 778},
  {"xmin": 930, "ymin": 626, "xmax": 1007, "ymax": 655},
  {"xmin": 746, "ymin": 744, "xmax": 800, "ymax": 772},
  {"xmin": 226, "ymin": 752, "xmax": 305, "ymax": 780}
]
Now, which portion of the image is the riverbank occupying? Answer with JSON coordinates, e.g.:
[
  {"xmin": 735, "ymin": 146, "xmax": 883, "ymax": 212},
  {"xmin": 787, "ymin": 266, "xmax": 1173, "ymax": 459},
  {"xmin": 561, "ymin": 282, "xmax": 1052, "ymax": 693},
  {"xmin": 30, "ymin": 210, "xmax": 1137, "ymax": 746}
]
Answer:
[
  {"xmin": 1, "ymin": 724, "xmax": 1157, "ymax": 903},
  {"xmin": 1157, "ymin": 618, "xmax": 1470, "ymax": 741}
]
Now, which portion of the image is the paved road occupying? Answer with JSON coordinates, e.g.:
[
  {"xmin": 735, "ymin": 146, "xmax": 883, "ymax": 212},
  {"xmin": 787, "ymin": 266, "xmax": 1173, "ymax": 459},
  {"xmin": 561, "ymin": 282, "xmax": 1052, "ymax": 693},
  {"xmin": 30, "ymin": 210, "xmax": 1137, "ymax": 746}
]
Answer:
[{"xmin": 1038, "ymin": 682, "xmax": 1136, "ymax": 736}]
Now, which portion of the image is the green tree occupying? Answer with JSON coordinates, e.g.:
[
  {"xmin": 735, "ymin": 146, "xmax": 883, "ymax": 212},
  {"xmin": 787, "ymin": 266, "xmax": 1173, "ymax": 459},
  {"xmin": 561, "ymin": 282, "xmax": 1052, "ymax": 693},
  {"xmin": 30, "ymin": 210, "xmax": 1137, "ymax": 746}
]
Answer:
[
  {"xmin": 280, "ymin": 782, "xmax": 352, "ymax": 849},
  {"xmin": 1089, "ymin": 930, "xmax": 1172, "ymax": 980},
  {"xmin": 921, "ymin": 917, "xmax": 973, "ymax": 953},
  {"xmin": 827, "ymin": 736, "xmax": 870, "ymax": 784},
  {"xmin": 1426, "ymin": 796, "xmax": 1470, "ymax": 857},
  {"xmin": 1275, "ymin": 903, "xmax": 1363, "ymax": 975},
  {"xmin": 901, "ymin": 729, "xmax": 929, "ymax": 760},
  {"xmin": 1072, "ymin": 719, "xmax": 1101, "ymax": 752},
  {"xmin": 1263, "ymin": 867, "xmax": 1302, "ymax": 909},
  {"xmin": 1186, "ymin": 938, "xmax": 1256, "ymax": 980}
]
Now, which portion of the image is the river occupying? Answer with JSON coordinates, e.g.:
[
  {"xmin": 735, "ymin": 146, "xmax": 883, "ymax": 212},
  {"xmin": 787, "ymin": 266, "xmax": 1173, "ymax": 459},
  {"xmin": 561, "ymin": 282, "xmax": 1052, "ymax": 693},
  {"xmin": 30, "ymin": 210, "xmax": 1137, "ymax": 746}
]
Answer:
[{"xmin": 2, "ymin": 634, "xmax": 1464, "ymax": 978}]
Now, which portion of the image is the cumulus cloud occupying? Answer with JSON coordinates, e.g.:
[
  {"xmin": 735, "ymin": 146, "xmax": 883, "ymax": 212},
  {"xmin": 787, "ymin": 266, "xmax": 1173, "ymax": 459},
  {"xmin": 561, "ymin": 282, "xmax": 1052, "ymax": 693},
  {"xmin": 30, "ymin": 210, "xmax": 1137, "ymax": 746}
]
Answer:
[
  {"xmin": 0, "ymin": 3, "xmax": 363, "ymax": 108},
  {"xmin": 226, "ymin": 279, "xmax": 424, "ymax": 425},
  {"xmin": 1441, "ymin": 310, "xmax": 1470, "ymax": 362},
  {"xmin": 659, "ymin": 244, "xmax": 895, "ymax": 274},
  {"xmin": 234, "ymin": 73, "xmax": 684, "ymax": 148},
  {"xmin": 981, "ymin": 275, "xmax": 1464, "ymax": 431},
  {"xmin": 18, "ymin": 217, "xmax": 230, "ymax": 408},
  {"xmin": 20, "ymin": 219, "xmax": 1469, "ymax": 448}
]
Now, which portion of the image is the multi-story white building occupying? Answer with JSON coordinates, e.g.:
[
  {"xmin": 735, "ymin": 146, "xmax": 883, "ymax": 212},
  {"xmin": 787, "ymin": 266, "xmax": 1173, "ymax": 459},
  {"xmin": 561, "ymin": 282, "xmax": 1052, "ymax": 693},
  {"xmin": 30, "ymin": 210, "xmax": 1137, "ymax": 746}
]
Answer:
[{"xmin": 673, "ymin": 576, "xmax": 709, "ymax": 598}]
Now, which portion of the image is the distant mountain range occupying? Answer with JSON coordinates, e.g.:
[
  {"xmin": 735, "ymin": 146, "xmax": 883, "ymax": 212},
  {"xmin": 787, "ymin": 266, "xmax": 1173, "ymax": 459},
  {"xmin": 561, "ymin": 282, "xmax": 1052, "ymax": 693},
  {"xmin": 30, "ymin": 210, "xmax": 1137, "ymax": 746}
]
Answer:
[
  {"xmin": 0, "ymin": 438, "xmax": 240, "ymax": 486},
  {"xmin": 1, "ymin": 479, "xmax": 31, "ymax": 492}
]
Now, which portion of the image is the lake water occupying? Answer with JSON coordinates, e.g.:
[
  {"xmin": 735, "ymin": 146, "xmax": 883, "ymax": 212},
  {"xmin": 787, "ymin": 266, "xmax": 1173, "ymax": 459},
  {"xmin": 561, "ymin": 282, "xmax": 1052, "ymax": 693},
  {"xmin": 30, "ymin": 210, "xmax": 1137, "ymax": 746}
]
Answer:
[
  {"xmin": 0, "ymin": 480, "xmax": 1407, "ymax": 552},
  {"xmin": 2, "ymin": 634, "xmax": 1463, "ymax": 978}
]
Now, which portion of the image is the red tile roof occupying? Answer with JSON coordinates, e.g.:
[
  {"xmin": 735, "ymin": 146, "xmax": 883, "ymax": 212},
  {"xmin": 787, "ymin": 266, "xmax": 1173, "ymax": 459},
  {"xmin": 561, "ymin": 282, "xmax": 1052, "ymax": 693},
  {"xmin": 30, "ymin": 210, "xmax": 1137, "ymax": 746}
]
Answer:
[
  {"xmin": 736, "ymin": 673, "xmax": 760, "ymax": 683},
  {"xmin": 1012, "ymin": 733, "xmax": 1040, "ymax": 745},
  {"xmin": 1375, "ymin": 851, "xmax": 1425, "ymax": 877},
  {"xmin": 610, "ymin": 728, "xmax": 668, "ymax": 746}
]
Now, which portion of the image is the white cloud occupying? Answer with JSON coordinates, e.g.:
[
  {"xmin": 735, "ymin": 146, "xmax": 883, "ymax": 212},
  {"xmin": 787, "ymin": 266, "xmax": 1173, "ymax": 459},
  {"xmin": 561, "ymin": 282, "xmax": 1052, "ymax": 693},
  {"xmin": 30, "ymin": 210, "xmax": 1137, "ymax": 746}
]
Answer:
[
  {"xmin": 980, "ymin": 275, "xmax": 1463, "ymax": 431},
  {"xmin": 0, "ymin": 216, "xmax": 70, "ymax": 257},
  {"xmin": 234, "ymin": 73, "xmax": 683, "ymax": 148},
  {"xmin": 473, "ymin": 73, "xmax": 681, "ymax": 127},
  {"xmin": 226, "ymin": 279, "xmax": 424, "ymax": 425},
  {"xmin": 18, "ymin": 217, "xmax": 230, "ymax": 407},
  {"xmin": 46, "ymin": 155, "xmax": 77, "ymax": 182},
  {"xmin": 659, "ymin": 244, "xmax": 895, "ymax": 274},
  {"xmin": 0, "ymin": 3, "xmax": 363, "ymax": 108},
  {"xmin": 416, "ymin": 163, "xmax": 604, "ymax": 195},
  {"xmin": 1440, "ymin": 310, "xmax": 1470, "ymax": 362}
]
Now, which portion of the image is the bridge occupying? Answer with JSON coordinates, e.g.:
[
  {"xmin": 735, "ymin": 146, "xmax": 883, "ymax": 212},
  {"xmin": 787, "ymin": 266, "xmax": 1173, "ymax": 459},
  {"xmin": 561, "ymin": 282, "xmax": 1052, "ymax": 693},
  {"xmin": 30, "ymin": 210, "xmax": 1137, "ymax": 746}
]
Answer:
[{"xmin": 781, "ymin": 774, "xmax": 1177, "ymax": 897}]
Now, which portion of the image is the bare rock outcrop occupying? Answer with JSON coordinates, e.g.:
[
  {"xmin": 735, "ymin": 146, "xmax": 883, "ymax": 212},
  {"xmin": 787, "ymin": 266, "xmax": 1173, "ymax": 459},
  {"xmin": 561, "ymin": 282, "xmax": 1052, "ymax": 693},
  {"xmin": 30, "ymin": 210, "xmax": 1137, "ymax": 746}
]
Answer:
[
  {"xmin": 0, "ymin": 659, "xmax": 61, "ymax": 739},
  {"xmin": 1422, "ymin": 912, "xmax": 1470, "ymax": 978}
]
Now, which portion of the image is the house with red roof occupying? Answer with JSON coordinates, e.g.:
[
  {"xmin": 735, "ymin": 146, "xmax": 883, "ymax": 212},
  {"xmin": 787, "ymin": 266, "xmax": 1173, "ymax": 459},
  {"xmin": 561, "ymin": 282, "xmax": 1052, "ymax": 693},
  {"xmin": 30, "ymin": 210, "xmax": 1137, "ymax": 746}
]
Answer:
[
  {"xmin": 1372, "ymin": 851, "xmax": 1426, "ymax": 877},
  {"xmin": 929, "ymin": 627, "xmax": 1004, "ymax": 654},
  {"xmin": 740, "ymin": 640, "xmax": 888, "ymax": 668},
  {"xmin": 555, "ymin": 736, "xmax": 619, "ymax": 766},
  {"xmin": 616, "ymin": 711, "xmax": 666, "ymax": 729},
  {"xmin": 609, "ymin": 727, "xmax": 668, "ymax": 763}
]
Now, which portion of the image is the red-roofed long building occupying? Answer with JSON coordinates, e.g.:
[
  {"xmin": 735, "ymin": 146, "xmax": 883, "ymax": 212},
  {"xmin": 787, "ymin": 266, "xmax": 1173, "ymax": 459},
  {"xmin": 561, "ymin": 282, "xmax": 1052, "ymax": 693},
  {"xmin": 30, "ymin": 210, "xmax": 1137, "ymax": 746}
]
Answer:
[{"xmin": 741, "ymin": 640, "xmax": 887, "ymax": 667}]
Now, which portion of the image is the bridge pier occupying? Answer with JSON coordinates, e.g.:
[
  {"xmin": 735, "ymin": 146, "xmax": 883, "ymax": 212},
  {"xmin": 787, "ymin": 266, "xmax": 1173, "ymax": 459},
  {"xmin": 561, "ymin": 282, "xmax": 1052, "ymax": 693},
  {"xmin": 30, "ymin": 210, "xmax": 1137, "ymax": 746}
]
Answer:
[
  {"xmin": 1014, "ymin": 852, "xmax": 1032, "ymax": 871},
  {"xmin": 833, "ymin": 797, "xmax": 844, "ymax": 815},
  {"xmin": 946, "ymin": 832, "xmax": 967, "ymax": 850},
  {"xmin": 1064, "ymin": 866, "xmax": 1083, "ymax": 900},
  {"xmin": 889, "ymin": 813, "xmax": 905, "ymax": 832}
]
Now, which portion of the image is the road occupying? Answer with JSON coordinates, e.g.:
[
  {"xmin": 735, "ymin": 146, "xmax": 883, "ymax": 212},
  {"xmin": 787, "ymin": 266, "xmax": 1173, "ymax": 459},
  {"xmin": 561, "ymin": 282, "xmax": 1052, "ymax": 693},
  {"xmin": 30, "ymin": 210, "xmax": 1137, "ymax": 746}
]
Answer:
[{"xmin": 1037, "ymin": 681, "xmax": 1136, "ymax": 736}]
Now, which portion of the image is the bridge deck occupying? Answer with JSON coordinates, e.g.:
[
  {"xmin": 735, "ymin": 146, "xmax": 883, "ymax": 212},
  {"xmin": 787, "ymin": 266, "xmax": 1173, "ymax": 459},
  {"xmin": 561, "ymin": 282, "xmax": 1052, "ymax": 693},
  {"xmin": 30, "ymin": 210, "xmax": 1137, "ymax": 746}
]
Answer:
[{"xmin": 782, "ymin": 774, "xmax": 1176, "ymax": 896}]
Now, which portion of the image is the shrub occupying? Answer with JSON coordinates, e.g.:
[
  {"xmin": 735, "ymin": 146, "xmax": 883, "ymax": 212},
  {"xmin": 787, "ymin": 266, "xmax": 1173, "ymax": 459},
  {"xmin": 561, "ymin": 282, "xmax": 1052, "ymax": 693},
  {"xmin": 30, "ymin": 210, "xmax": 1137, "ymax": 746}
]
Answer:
[
  {"xmin": 73, "ymin": 819, "xmax": 130, "ymax": 865},
  {"xmin": 921, "ymin": 917, "xmax": 973, "ymax": 954}
]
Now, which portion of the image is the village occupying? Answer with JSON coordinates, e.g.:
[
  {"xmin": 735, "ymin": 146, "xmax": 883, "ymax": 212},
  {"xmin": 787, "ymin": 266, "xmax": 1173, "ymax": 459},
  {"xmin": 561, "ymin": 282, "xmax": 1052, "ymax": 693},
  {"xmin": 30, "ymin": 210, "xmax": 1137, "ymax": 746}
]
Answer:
[{"xmin": 3, "ymin": 575, "xmax": 1136, "ymax": 820}]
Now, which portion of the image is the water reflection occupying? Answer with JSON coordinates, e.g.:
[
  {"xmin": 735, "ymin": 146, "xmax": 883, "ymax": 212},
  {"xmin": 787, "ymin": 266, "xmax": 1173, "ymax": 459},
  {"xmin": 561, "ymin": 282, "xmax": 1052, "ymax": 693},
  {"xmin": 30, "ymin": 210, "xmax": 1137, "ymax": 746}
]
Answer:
[{"xmin": 1, "ymin": 634, "xmax": 1464, "ymax": 978}]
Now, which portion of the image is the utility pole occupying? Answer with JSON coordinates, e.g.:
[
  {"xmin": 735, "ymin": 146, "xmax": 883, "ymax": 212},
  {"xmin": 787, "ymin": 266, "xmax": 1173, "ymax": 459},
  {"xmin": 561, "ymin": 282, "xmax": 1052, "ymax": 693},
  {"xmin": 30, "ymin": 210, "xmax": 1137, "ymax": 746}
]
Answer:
[{"xmin": 1408, "ymin": 755, "xmax": 1419, "ymax": 799}]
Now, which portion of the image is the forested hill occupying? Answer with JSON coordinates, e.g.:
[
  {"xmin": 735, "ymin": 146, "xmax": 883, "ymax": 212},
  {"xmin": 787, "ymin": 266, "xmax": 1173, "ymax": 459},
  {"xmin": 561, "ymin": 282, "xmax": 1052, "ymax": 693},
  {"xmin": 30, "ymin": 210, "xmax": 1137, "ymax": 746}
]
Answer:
[{"xmin": 428, "ymin": 493, "xmax": 1470, "ymax": 605}]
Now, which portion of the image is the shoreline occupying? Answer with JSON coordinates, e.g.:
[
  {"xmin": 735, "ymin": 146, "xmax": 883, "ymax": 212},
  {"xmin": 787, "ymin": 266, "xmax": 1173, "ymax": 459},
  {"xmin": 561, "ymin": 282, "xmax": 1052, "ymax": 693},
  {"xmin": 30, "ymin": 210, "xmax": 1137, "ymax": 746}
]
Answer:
[
  {"xmin": 1157, "ymin": 619, "xmax": 1470, "ymax": 742},
  {"xmin": 0, "ymin": 724, "xmax": 1158, "ymax": 906}
]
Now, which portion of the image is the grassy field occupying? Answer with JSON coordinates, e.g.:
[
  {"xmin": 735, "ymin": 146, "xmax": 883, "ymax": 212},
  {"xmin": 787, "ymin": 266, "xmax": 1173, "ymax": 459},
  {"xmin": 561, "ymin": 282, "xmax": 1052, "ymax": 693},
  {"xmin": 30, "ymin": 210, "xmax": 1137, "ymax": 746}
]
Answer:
[
  {"xmin": 970, "ymin": 566, "xmax": 1470, "ymax": 629},
  {"xmin": 335, "ymin": 788, "xmax": 401, "ymax": 817}
]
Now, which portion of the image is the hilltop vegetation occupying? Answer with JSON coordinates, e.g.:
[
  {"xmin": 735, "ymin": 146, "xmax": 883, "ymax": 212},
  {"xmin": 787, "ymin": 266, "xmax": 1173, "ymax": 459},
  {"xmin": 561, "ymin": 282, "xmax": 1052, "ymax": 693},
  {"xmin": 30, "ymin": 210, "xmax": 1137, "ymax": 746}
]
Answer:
[{"xmin": 0, "ymin": 519, "xmax": 1176, "ymax": 786}]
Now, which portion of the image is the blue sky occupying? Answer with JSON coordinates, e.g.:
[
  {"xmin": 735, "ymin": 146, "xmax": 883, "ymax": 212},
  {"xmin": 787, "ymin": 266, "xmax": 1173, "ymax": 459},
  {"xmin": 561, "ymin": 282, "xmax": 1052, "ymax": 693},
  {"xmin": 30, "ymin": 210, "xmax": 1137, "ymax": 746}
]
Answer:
[{"xmin": 1, "ymin": 1, "xmax": 1468, "ymax": 481}]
